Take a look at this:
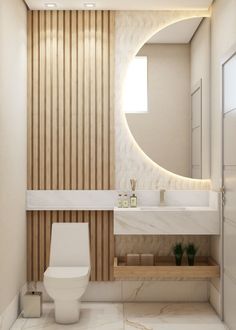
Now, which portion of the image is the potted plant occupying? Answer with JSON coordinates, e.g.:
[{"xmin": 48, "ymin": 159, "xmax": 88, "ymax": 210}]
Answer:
[
  {"xmin": 172, "ymin": 242, "xmax": 184, "ymax": 266},
  {"xmin": 186, "ymin": 243, "xmax": 198, "ymax": 266}
]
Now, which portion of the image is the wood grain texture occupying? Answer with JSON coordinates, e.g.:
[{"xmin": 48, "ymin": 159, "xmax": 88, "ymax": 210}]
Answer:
[
  {"xmin": 27, "ymin": 11, "xmax": 115, "ymax": 282},
  {"xmin": 114, "ymin": 257, "xmax": 220, "ymax": 280}
]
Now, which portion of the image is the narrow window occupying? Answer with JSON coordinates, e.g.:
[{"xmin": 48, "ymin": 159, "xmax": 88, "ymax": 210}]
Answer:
[{"xmin": 124, "ymin": 56, "xmax": 148, "ymax": 114}]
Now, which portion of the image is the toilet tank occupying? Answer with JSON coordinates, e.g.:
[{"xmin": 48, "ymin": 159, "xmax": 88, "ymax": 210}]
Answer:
[{"xmin": 49, "ymin": 223, "xmax": 90, "ymax": 267}]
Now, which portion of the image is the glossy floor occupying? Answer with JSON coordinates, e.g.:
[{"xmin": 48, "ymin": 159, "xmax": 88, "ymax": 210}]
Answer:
[{"xmin": 12, "ymin": 302, "xmax": 227, "ymax": 330}]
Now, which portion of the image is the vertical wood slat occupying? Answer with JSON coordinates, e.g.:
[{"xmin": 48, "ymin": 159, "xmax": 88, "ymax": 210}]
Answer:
[
  {"xmin": 27, "ymin": 11, "xmax": 33, "ymax": 190},
  {"xmin": 39, "ymin": 11, "xmax": 45, "ymax": 190},
  {"xmin": 44, "ymin": 12, "xmax": 52, "ymax": 278},
  {"xmin": 27, "ymin": 212, "xmax": 33, "ymax": 281},
  {"xmin": 96, "ymin": 11, "xmax": 103, "ymax": 281},
  {"xmin": 27, "ymin": 11, "xmax": 115, "ymax": 282},
  {"xmin": 103, "ymin": 212, "xmax": 109, "ymax": 281},
  {"xmin": 45, "ymin": 11, "xmax": 52, "ymax": 190},
  {"xmin": 64, "ymin": 10, "xmax": 71, "ymax": 191},
  {"xmin": 71, "ymin": 11, "xmax": 77, "ymax": 223},
  {"xmin": 102, "ymin": 11, "xmax": 109, "ymax": 281},
  {"xmin": 77, "ymin": 11, "xmax": 84, "ymax": 190},
  {"xmin": 39, "ymin": 211, "xmax": 45, "ymax": 281},
  {"xmin": 58, "ymin": 11, "xmax": 64, "ymax": 190},
  {"xmin": 108, "ymin": 12, "xmax": 115, "ymax": 281},
  {"xmin": 32, "ymin": 11, "xmax": 39, "ymax": 282},
  {"xmin": 38, "ymin": 11, "xmax": 46, "ymax": 281},
  {"xmin": 71, "ymin": 11, "xmax": 77, "ymax": 191},
  {"xmin": 32, "ymin": 11, "xmax": 39, "ymax": 190},
  {"xmin": 45, "ymin": 211, "xmax": 52, "ymax": 270},
  {"xmin": 89, "ymin": 11, "xmax": 96, "ymax": 282},
  {"xmin": 64, "ymin": 11, "xmax": 71, "ymax": 223},
  {"xmin": 38, "ymin": 12, "xmax": 45, "ymax": 281},
  {"xmin": 50, "ymin": 11, "xmax": 58, "ymax": 270},
  {"xmin": 84, "ymin": 11, "xmax": 90, "ymax": 190},
  {"xmin": 90, "ymin": 11, "xmax": 96, "ymax": 190},
  {"xmin": 52, "ymin": 11, "xmax": 58, "ymax": 190},
  {"xmin": 27, "ymin": 12, "xmax": 33, "ymax": 281},
  {"xmin": 109, "ymin": 211, "xmax": 114, "ymax": 280},
  {"xmin": 102, "ymin": 11, "xmax": 109, "ymax": 190},
  {"xmin": 96, "ymin": 211, "xmax": 103, "ymax": 281}
]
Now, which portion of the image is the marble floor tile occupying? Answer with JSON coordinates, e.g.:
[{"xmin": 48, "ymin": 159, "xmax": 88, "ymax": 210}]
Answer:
[
  {"xmin": 11, "ymin": 303, "xmax": 124, "ymax": 330},
  {"xmin": 121, "ymin": 281, "xmax": 208, "ymax": 302},
  {"xmin": 124, "ymin": 303, "xmax": 227, "ymax": 330},
  {"xmin": 11, "ymin": 302, "xmax": 227, "ymax": 330},
  {"xmin": 82, "ymin": 281, "xmax": 122, "ymax": 302}
]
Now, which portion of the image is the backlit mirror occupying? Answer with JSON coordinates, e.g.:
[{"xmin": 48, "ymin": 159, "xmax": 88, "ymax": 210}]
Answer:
[{"xmin": 124, "ymin": 18, "xmax": 210, "ymax": 179}]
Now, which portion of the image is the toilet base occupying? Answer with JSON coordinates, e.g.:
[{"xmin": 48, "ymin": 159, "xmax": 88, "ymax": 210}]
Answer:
[{"xmin": 54, "ymin": 300, "xmax": 81, "ymax": 324}]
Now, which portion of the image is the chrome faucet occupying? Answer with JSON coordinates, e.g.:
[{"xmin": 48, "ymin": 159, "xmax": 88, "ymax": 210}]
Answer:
[{"xmin": 159, "ymin": 189, "xmax": 166, "ymax": 206}]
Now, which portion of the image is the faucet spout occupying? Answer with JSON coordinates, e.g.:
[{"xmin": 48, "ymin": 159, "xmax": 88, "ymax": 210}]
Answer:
[{"xmin": 160, "ymin": 189, "xmax": 166, "ymax": 206}]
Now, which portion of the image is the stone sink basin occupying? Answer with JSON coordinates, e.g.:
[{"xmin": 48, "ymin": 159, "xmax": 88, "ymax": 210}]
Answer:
[{"xmin": 113, "ymin": 205, "xmax": 220, "ymax": 235}]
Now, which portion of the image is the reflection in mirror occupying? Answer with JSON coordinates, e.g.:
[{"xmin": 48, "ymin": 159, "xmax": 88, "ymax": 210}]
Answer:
[{"xmin": 124, "ymin": 18, "xmax": 210, "ymax": 179}]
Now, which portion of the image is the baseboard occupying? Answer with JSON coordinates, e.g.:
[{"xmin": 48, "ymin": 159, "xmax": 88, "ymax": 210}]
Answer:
[
  {"xmin": 0, "ymin": 283, "xmax": 27, "ymax": 330},
  {"xmin": 34, "ymin": 280, "xmax": 209, "ymax": 303}
]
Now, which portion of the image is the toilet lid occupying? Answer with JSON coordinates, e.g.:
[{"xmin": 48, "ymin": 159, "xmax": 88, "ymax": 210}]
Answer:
[{"xmin": 44, "ymin": 266, "xmax": 90, "ymax": 279}]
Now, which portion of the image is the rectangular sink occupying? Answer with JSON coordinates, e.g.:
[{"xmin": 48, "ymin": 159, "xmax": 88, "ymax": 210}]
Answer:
[
  {"xmin": 139, "ymin": 206, "xmax": 186, "ymax": 211},
  {"xmin": 115, "ymin": 206, "xmax": 214, "ymax": 211},
  {"xmin": 114, "ymin": 205, "xmax": 220, "ymax": 235}
]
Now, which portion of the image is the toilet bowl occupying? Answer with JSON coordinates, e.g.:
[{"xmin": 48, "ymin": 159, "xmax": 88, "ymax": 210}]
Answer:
[{"xmin": 44, "ymin": 223, "xmax": 90, "ymax": 324}]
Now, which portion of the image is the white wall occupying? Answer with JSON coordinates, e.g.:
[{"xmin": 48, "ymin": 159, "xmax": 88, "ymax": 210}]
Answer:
[
  {"xmin": 126, "ymin": 43, "xmax": 191, "ymax": 177},
  {"xmin": 0, "ymin": 0, "xmax": 27, "ymax": 321},
  {"xmin": 190, "ymin": 18, "xmax": 211, "ymax": 179}
]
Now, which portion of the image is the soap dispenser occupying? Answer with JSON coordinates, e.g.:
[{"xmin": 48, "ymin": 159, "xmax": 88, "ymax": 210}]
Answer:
[
  {"xmin": 130, "ymin": 179, "xmax": 137, "ymax": 208},
  {"xmin": 122, "ymin": 193, "xmax": 129, "ymax": 208},
  {"xmin": 117, "ymin": 193, "xmax": 123, "ymax": 208}
]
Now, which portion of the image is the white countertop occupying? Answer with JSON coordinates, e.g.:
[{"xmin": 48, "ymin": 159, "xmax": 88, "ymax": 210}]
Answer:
[{"xmin": 26, "ymin": 190, "xmax": 219, "ymax": 211}]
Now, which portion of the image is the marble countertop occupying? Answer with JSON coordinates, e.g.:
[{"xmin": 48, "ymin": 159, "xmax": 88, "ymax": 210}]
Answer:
[{"xmin": 26, "ymin": 190, "xmax": 219, "ymax": 211}]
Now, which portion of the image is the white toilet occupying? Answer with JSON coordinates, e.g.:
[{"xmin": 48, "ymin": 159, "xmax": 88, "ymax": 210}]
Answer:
[{"xmin": 44, "ymin": 223, "xmax": 90, "ymax": 324}]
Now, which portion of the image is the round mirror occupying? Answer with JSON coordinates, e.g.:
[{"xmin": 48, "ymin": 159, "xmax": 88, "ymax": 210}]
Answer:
[{"xmin": 124, "ymin": 17, "xmax": 210, "ymax": 179}]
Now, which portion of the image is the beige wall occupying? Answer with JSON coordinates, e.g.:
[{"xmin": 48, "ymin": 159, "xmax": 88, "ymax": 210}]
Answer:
[
  {"xmin": 126, "ymin": 43, "xmax": 191, "ymax": 177},
  {"xmin": 190, "ymin": 18, "xmax": 211, "ymax": 179},
  {"xmin": 0, "ymin": 0, "xmax": 27, "ymax": 315}
]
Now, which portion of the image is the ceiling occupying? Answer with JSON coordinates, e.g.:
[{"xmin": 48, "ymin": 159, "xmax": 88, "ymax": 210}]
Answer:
[
  {"xmin": 24, "ymin": 0, "xmax": 214, "ymax": 11},
  {"xmin": 147, "ymin": 17, "xmax": 203, "ymax": 44}
]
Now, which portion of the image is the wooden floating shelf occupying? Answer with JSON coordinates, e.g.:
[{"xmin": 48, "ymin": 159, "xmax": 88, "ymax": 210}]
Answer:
[{"xmin": 114, "ymin": 256, "xmax": 220, "ymax": 280}]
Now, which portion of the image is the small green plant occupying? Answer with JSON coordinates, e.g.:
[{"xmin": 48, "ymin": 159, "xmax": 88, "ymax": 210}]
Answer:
[
  {"xmin": 186, "ymin": 243, "xmax": 198, "ymax": 255},
  {"xmin": 173, "ymin": 242, "xmax": 184, "ymax": 255},
  {"xmin": 186, "ymin": 243, "xmax": 198, "ymax": 266},
  {"xmin": 172, "ymin": 242, "xmax": 184, "ymax": 266}
]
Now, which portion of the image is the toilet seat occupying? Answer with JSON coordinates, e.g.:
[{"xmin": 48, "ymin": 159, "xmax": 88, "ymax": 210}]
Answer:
[
  {"xmin": 45, "ymin": 266, "xmax": 90, "ymax": 279},
  {"xmin": 44, "ymin": 266, "xmax": 90, "ymax": 288}
]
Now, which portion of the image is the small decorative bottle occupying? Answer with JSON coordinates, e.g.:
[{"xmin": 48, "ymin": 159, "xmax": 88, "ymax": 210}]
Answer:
[
  {"xmin": 130, "ymin": 193, "xmax": 137, "ymax": 208},
  {"xmin": 117, "ymin": 193, "xmax": 123, "ymax": 208},
  {"xmin": 130, "ymin": 179, "xmax": 137, "ymax": 208},
  {"xmin": 122, "ymin": 194, "xmax": 129, "ymax": 208}
]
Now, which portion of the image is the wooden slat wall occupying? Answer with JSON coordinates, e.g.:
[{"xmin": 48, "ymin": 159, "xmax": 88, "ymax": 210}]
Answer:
[{"xmin": 27, "ymin": 10, "xmax": 115, "ymax": 282}]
